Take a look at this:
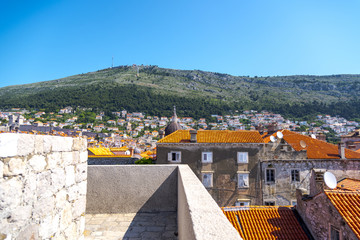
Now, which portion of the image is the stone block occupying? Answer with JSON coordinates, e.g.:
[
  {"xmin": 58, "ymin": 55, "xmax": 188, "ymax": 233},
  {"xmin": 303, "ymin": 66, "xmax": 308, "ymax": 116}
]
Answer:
[
  {"xmin": 68, "ymin": 184, "xmax": 79, "ymax": 202},
  {"xmin": 72, "ymin": 196, "xmax": 86, "ymax": 218},
  {"xmin": 0, "ymin": 177, "xmax": 23, "ymax": 210},
  {"xmin": 39, "ymin": 214, "xmax": 59, "ymax": 239},
  {"xmin": 47, "ymin": 152, "xmax": 62, "ymax": 169},
  {"xmin": 23, "ymin": 173, "xmax": 37, "ymax": 204},
  {"xmin": 55, "ymin": 189, "xmax": 67, "ymax": 209},
  {"xmin": 29, "ymin": 155, "xmax": 47, "ymax": 172},
  {"xmin": 78, "ymin": 216, "xmax": 86, "ymax": 235},
  {"xmin": 53, "ymin": 137, "xmax": 73, "ymax": 152},
  {"xmin": 0, "ymin": 133, "xmax": 18, "ymax": 157},
  {"xmin": 79, "ymin": 151, "xmax": 88, "ymax": 163},
  {"xmin": 78, "ymin": 180, "xmax": 87, "ymax": 195},
  {"xmin": 4, "ymin": 158, "xmax": 26, "ymax": 176},
  {"xmin": 33, "ymin": 196, "xmax": 55, "ymax": 219},
  {"xmin": 43, "ymin": 135, "xmax": 53, "ymax": 153},
  {"xmin": 16, "ymin": 224, "xmax": 39, "ymax": 240},
  {"xmin": 60, "ymin": 202, "xmax": 73, "ymax": 230},
  {"xmin": 51, "ymin": 168, "xmax": 65, "ymax": 193},
  {"xmin": 64, "ymin": 222, "xmax": 77, "ymax": 240},
  {"xmin": 75, "ymin": 163, "xmax": 87, "ymax": 183},
  {"xmin": 34, "ymin": 135, "xmax": 44, "ymax": 154},
  {"xmin": 62, "ymin": 152, "xmax": 74, "ymax": 166},
  {"xmin": 65, "ymin": 166, "xmax": 75, "ymax": 187},
  {"xmin": 36, "ymin": 171, "xmax": 53, "ymax": 199},
  {"xmin": 10, "ymin": 205, "xmax": 32, "ymax": 222},
  {"xmin": 73, "ymin": 151, "xmax": 80, "ymax": 164},
  {"xmin": 17, "ymin": 134, "xmax": 35, "ymax": 156},
  {"xmin": 0, "ymin": 161, "xmax": 3, "ymax": 178},
  {"xmin": 72, "ymin": 138, "xmax": 83, "ymax": 151}
]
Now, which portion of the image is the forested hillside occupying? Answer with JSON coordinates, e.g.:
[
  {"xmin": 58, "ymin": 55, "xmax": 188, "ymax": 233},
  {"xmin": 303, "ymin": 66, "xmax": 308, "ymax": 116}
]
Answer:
[{"xmin": 0, "ymin": 65, "xmax": 359, "ymax": 120}]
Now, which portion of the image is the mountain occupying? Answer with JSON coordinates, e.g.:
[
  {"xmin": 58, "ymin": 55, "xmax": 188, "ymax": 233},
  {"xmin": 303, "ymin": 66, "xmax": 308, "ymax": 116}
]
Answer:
[{"xmin": 1, "ymin": 65, "xmax": 360, "ymax": 120}]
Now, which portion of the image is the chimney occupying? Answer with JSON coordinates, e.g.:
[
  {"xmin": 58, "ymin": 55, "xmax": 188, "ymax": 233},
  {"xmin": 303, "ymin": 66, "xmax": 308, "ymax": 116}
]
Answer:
[
  {"xmin": 159, "ymin": 130, "xmax": 165, "ymax": 139},
  {"xmin": 190, "ymin": 129, "xmax": 197, "ymax": 143},
  {"xmin": 309, "ymin": 169, "xmax": 324, "ymax": 196},
  {"xmin": 338, "ymin": 143, "xmax": 346, "ymax": 159}
]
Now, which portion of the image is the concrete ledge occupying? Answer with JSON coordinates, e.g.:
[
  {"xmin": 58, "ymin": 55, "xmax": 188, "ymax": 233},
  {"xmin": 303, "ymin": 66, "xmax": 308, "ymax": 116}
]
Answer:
[
  {"xmin": 86, "ymin": 165, "xmax": 178, "ymax": 213},
  {"xmin": 177, "ymin": 165, "xmax": 242, "ymax": 240}
]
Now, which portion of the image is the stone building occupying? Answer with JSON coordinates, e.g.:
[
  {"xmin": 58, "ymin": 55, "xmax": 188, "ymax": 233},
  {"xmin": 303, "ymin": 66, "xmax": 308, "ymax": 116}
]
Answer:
[
  {"xmin": 157, "ymin": 129, "xmax": 265, "ymax": 206},
  {"xmin": 341, "ymin": 129, "xmax": 360, "ymax": 151},
  {"xmin": 261, "ymin": 130, "xmax": 360, "ymax": 206},
  {"xmin": 296, "ymin": 178, "xmax": 360, "ymax": 240},
  {"xmin": 157, "ymin": 129, "xmax": 360, "ymax": 207}
]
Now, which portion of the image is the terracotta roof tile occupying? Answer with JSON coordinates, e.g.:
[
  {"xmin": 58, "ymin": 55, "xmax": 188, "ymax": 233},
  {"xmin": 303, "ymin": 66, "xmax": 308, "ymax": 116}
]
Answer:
[
  {"xmin": 158, "ymin": 130, "xmax": 264, "ymax": 143},
  {"xmin": 88, "ymin": 147, "xmax": 114, "ymax": 156},
  {"xmin": 267, "ymin": 130, "xmax": 360, "ymax": 159},
  {"xmin": 337, "ymin": 178, "xmax": 360, "ymax": 191},
  {"xmin": 325, "ymin": 190, "xmax": 360, "ymax": 239},
  {"xmin": 223, "ymin": 206, "xmax": 309, "ymax": 240}
]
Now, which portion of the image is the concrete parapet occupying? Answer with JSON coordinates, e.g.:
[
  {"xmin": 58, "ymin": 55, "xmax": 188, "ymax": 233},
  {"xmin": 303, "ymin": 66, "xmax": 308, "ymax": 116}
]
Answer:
[{"xmin": 177, "ymin": 165, "xmax": 242, "ymax": 240}]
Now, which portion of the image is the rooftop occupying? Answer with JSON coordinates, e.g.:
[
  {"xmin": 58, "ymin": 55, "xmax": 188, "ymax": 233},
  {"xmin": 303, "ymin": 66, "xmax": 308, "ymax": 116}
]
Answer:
[
  {"xmin": 325, "ymin": 190, "xmax": 360, "ymax": 239},
  {"xmin": 223, "ymin": 206, "xmax": 309, "ymax": 240},
  {"xmin": 158, "ymin": 130, "xmax": 264, "ymax": 143}
]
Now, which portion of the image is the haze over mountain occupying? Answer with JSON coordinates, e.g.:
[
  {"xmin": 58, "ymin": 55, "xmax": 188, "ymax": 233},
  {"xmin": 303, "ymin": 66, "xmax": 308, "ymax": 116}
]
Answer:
[{"xmin": 1, "ymin": 65, "xmax": 359, "ymax": 120}]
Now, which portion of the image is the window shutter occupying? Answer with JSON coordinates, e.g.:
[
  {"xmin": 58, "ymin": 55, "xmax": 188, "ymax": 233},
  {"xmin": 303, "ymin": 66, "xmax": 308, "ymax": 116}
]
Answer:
[
  {"xmin": 168, "ymin": 153, "xmax": 172, "ymax": 161},
  {"xmin": 238, "ymin": 175, "xmax": 244, "ymax": 187},
  {"xmin": 243, "ymin": 174, "xmax": 249, "ymax": 187},
  {"xmin": 209, "ymin": 152, "xmax": 213, "ymax": 162}
]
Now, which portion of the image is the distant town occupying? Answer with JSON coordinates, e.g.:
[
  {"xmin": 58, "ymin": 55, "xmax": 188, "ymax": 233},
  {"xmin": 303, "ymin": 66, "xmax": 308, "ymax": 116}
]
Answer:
[{"xmin": 0, "ymin": 106, "xmax": 359, "ymax": 151}]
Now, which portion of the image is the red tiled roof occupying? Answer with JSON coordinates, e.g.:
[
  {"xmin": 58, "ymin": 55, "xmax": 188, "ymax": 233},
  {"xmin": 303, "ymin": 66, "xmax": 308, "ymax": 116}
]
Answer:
[
  {"xmin": 337, "ymin": 178, "xmax": 360, "ymax": 191},
  {"xmin": 158, "ymin": 130, "xmax": 264, "ymax": 143},
  {"xmin": 325, "ymin": 190, "xmax": 360, "ymax": 239},
  {"xmin": 265, "ymin": 130, "xmax": 360, "ymax": 159},
  {"xmin": 223, "ymin": 206, "xmax": 309, "ymax": 240}
]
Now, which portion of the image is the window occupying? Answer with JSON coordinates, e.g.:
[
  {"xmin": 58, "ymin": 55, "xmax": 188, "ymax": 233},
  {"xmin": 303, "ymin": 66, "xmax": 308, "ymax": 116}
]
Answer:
[
  {"xmin": 330, "ymin": 226, "xmax": 340, "ymax": 240},
  {"xmin": 238, "ymin": 173, "xmax": 249, "ymax": 188},
  {"xmin": 202, "ymin": 152, "xmax": 213, "ymax": 163},
  {"xmin": 237, "ymin": 152, "xmax": 248, "ymax": 163},
  {"xmin": 291, "ymin": 169, "xmax": 300, "ymax": 182},
  {"xmin": 266, "ymin": 168, "xmax": 275, "ymax": 183},
  {"xmin": 202, "ymin": 173, "xmax": 213, "ymax": 188},
  {"xmin": 167, "ymin": 151, "xmax": 181, "ymax": 163},
  {"xmin": 264, "ymin": 201, "xmax": 275, "ymax": 206},
  {"xmin": 235, "ymin": 201, "xmax": 250, "ymax": 207}
]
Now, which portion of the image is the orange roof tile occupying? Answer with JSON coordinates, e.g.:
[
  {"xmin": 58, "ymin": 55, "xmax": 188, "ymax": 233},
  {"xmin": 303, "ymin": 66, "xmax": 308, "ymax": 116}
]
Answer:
[
  {"xmin": 88, "ymin": 147, "xmax": 114, "ymax": 156},
  {"xmin": 158, "ymin": 130, "xmax": 264, "ymax": 143},
  {"xmin": 269, "ymin": 130, "xmax": 360, "ymax": 159},
  {"xmin": 337, "ymin": 178, "xmax": 360, "ymax": 191},
  {"xmin": 223, "ymin": 206, "xmax": 309, "ymax": 240},
  {"xmin": 325, "ymin": 190, "xmax": 360, "ymax": 239}
]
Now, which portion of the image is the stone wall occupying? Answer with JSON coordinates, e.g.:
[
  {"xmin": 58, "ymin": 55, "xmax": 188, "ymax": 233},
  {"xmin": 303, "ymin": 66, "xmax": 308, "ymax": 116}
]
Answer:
[
  {"xmin": 0, "ymin": 133, "xmax": 88, "ymax": 240},
  {"xmin": 296, "ymin": 189, "xmax": 358, "ymax": 240},
  {"xmin": 262, "ymin": 159, "xmax": 360, "ymax": 205}
]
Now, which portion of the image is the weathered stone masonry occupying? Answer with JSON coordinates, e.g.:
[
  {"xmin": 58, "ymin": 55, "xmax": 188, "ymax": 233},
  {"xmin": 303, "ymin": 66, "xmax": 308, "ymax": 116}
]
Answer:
[{"xmin": 0, "ymin": 133, "xmax": 88, "ymax": 240}]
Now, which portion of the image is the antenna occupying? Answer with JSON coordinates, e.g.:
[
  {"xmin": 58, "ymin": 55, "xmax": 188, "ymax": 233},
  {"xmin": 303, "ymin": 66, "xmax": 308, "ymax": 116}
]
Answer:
[
  {"xmin": 324, "ymin": 172, "xmax": 337, "ymax": 189},
  {"xmin": 270, "ymin": 135, "xmax": 276, "ymax": 143},
  {"xmin": 276, "ymin": 131, "xmax": 283, "ymax": 139},
  {"xmin": 311, "ymin": 134, "xmax": 316, "ymax": 139},
  {"xmin": 112, "ymin": 56, "xmax": 114, "ymax": 68},
  {"xmin": 300, "ymin": 140, "xmax": 307, "ymax": 148}
]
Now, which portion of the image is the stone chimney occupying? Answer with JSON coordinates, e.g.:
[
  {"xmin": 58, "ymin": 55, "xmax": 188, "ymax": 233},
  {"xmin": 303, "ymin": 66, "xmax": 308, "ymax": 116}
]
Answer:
[
  {"xmin": 309, "ymin": 169, "xmax": 325, "ymax": 197},
  {"xmin": 159, "ymin": 130, "xmax": 165, "ymax": 139},
  {"xmin": 190, "ymin": 129, "xmax": 197, "ymax": 143},
  {"xmin": 338, "ymin": 142, "xmax": 346, "ymax": 159},
  {"xmin": 316, "ymin": 133, "xmax": 326, "ymax": 142}
]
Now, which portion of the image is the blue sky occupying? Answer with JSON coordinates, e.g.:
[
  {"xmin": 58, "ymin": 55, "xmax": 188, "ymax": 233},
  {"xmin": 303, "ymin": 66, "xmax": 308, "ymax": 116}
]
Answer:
[{"xmin": 1, "ymin": 0, "xmax": 360, "ymax": 88}]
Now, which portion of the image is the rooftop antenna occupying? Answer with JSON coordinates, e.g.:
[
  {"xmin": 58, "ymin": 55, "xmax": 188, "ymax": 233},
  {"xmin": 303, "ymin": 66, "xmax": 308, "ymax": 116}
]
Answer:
[
  {"xmin": 276, "ymin": 131, "xmax": 283, "ymax": 139},
  {"xmin": 270, "ymin": 135, "xmax": 276, "ymax": 143},
  {"xmin": 324, "ymin": 171, "xmax": 337, "ymax": 189},
  {"xmin": 111, "ymin": 56, "xmax": 114, "ymax": 68},
  {"xmin": 311, "ymin": 134, "xmax": 316, "ymax": 139}
]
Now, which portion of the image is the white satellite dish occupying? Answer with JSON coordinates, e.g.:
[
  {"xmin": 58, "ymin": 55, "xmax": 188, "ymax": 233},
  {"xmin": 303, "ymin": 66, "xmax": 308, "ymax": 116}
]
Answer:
[
  {"xmin": 324, "ymin": 172, "xmax": 337, "ymax": 189},
  {"xmin": 300, "ymin": 140, "xmax": 307, "ymax": 148},
  {"xmin": 311, "ymin": 134, "xmax": 316, "ymax": 139},
  {"xmin": 270, "ymin": 135, "xmax": 276, "ymax": 143},
  {"xmin": 277, "ymin": 131, "xmax": 283, "ymax": 139}
]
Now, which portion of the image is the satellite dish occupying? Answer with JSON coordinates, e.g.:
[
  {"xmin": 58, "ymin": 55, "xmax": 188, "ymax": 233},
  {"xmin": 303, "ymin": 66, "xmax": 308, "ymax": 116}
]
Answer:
[
  {"xmin": 311, "ymin": 134, "xmax": 316, "ymax": 139},
  {"xmin": 324, "ymin": 172, "xmax": 337, "ymax": 189},
  {"xmin": 277, "ymin": 131, "xmax": 283, "ymax": 139},
  {"xmin": 300, "ymin": 140, "xmax": 307, "ymax": 148},
  {"xmin": 270, "ymin": 136, "xmax": 276, "ymax": 143}
]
